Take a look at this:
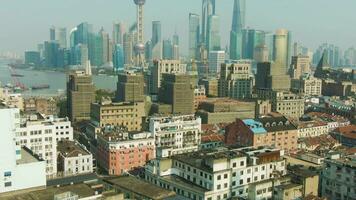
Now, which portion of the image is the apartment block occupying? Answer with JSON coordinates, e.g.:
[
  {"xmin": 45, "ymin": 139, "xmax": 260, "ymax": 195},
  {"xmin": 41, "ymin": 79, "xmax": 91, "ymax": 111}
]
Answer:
[
  {"xmin": 194, "ymin": 85, "xmax": 207, "ymax": 111},
  {"xmin": 149, "ymin": 114, "xmax": 201, "ymax": 158},
  {"xmin": 291, "ymin": 74, "xmax": 322, "ymax": 96},
  {"xmin": 96, "ymin": 127, "xmax": 155, "ymax": 175},
  {"xmin": 321, "ymin": 155, "xmax": 356, "ymax": 200},
  {"xmin": 296, "ymin": 120, "xmax": 328, "ymax": 138},
  {"xmin": 90, "ymin": 98, "xmax": 145, "ymax": 131},
  {"xmin": 145, "ymin": 147, "xmax": 286, "ymax": 200}
]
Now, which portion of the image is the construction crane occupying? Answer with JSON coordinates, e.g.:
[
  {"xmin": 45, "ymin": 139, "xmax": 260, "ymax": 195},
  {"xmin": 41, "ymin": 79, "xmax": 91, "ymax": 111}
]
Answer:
[{"xmin": 8, "ymin": 64, "xmax": 27, "ymax": 90}]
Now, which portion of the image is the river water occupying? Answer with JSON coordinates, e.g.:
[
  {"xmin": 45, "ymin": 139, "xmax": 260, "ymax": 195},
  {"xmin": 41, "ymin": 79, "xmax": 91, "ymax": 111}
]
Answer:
[{"xmin": 0, "ymin": 60, "xmax": 117, "ymax": 97}]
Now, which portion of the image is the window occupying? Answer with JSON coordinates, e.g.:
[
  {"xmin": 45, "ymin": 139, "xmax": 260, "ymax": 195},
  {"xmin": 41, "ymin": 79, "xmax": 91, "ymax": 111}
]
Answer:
[
  {"xmin": 224, "ymin": 183, "xmax": 228, "ymax": 188},
  {"xmin": 4, "ymin": 182, "xmax": 11, "ymax": 187},
  {"xmin": 232, "ymin": 172, "xmax": 236, "ymax": 177},
  {"xmin": 247, "ymin": 178, "xmax": 251, "ymax": 183},
  {"xmin": 232, "ymin": 181, "xmax": 236, "ymax": 186},
  {"xmin": 233, "ymin": 162, "xmax": 236, "ymax": 167},
  {"xmin": 240, "ymin": 180, "xmax": 243, "ymax": 185},
  {"xmin": 224, "ymin": 174, "xmax": 228, "ymax": 179},
  {"xmin": 255, "ymin": 167, "xmax": 258, "ymax": 172},
  {"xmin": 217, "ymin": 175, "xmax": 221, "ymax": 180},
  {"xmin": 4, "ymin": 171, "xmax": 11, "ymax": 177},
  {"xmin": 217, "ymin": 184, "xmax": 221, "ymax": 190},
  {"xmin": 240, "ymin": 161, "xmax": 244, "ymax": 166},
  {"xmin": 240, "ymin": 171, "xmax": 244, "ymax": 175}
]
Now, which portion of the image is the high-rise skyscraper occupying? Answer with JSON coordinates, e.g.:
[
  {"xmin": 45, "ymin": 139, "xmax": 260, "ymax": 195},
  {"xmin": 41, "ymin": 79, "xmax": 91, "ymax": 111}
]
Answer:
[
  {"xmin": 207, "ymin": 15, "xmax": 221, "ymax": 51},
  {"xmin": 44, "ymin": 40, "xmax": 59, "ymax": 67},
  {"xmin": 151, "ymin": 21, "xmax": 162, "ymax": 60},
  {"xmin": 242, "ymin": 29, "xmax": 265, "ymax": 59},
  {"xmin": 113, "ymin": 22, "xmax": 124, "ymax": 45},
  {"xmin": 50, "ymin": 26, "xmax": 67, "ymax": 48},
  {"xmin": 229, "ymin": 0, "xmax": 246, "ymax": 60},
  {"xmin": 162, "ymin": 39, "xmax": 173, "ymax": 59},
  {"xmin": 113, "ymin": 44, "xmax": 124, "ymax": 71},
  {"xmin": 273, "ymin": 29, "xmax": 292, "ymax": 68},
  {"xmin": 189, "ymin": 13, "xmax": 200, "ymax": 60},
  {"xmin": 123, "ymin": 32, "xmax": 133, "ymax": 65},
  {"xmin": 201, "ymin": 0, "xmax": 216, "ymax": 46},
  {"xmin": 100, "ymin": 28, "xmax": 110, "ymax": 64},
  {"xmin": 208, "ymin": 50, "xmax": 225, "ymax": 73}
]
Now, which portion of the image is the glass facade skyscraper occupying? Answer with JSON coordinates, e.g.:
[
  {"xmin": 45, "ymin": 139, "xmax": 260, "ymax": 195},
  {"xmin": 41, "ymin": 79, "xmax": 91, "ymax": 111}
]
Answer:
[
  {"xmin": 189, "ymin": 13, "xmax": 200, "ymax": 60},
  {"xmin": 113, "ymin": 44, "xmax": 124, "ymax": 71},
  {"xmin": 207, "ymin": 15, "xmax": 220, "ymax": 51},
  {"xmin": 229, "ymin": 0, "xmax": 246, "ymax": 60},
  {"xmin": 201, "ymin": 0, "xmax": 215, "ymax": 46}
]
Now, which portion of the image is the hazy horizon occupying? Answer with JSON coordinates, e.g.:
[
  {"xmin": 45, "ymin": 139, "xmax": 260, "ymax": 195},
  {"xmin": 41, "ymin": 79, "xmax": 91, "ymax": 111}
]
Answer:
[{"xmin": 1, "ymin": 0, "xmax": 356, "ymax": 55}]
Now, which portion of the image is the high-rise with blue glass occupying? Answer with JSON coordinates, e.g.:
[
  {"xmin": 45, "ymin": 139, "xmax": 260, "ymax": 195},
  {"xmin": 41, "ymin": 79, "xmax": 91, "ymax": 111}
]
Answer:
[
  {"xmin": 229, "ymin": 0, "xmax": 246, "ymax": 60},
  {"xmin": 113, "ymin": 44, "xmax": 125, "ymax": 71}
]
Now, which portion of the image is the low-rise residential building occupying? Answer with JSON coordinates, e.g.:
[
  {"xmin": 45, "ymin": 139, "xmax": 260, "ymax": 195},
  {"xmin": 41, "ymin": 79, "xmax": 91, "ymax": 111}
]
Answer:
[
  {"xmin": 96, "ymin": 126, "xmax": 155, "ymax": 175},
  {"xmin": 149, "ymin": 114, "xmax": 201, "ymax": 158},
  {"xmin": 225, "ymin": 114, "xmax": 298, "ymax": 152},
  {"xmin": 0, "ymin": 106, "xmax": 46, "ymax": 194},
  {"xmin": 194, "ymin": 85, "xmax": 207, "ymax": 111},
  {"xmin": 145, "ymin": 147, "xmax": 287, "ymax": 200},
  {"xmin": 16, "ymin": 113, "xmax": 73, "ymax": 177},
  {"xmin": 331, "ymin": 125, "xmax": 356, "ymax": 147},
  {"xmin": 274, "ymin": 183, "xmax": 303, "ymax": 200},
  {"xmin": 196, "ymin": 98, "xmax": 256, "ymax": 124},
  {"xmin": 298, "ymin": 135, "xmax": 340, "ymax": 152},
  {"xmin": 57, "ymin": 140, "xmax": 93, "ymax": 177},
  {"xmin": 90, "ymin": 98, "xmax": 146, "ymax": 131},
  {"xmin": 321, "ymin": 155, "xmax": 356, "ymax": 200},
  {"xmin": 200, "ymin": 133, "xmax": 224, "ymax": 150},
  {"xmin": 296, "ymin": 120, "xmax": 329, "ymax": 138},
  {"xmin": 304, "ymin": 112, "xmax": 350, "ymax": 131}
]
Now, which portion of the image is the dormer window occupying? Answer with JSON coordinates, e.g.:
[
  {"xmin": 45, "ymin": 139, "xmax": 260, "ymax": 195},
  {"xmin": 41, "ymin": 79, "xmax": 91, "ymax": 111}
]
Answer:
[{"xmin": 272, "ymin": 122, "xmax": 276, "ymax": 127}]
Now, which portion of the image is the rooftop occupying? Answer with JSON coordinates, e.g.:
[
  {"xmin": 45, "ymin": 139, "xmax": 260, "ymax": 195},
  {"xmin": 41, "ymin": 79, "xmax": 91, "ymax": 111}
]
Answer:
[
  {"xmin": 0, "ymin": 183, "xmax": 99, "ymax": 200},
  {"xmin": 104, "ymin": 176, "xmax": 176, "ymax": 199},
  {"xmin": 243, "ymin": 119, "xmax": 267, "ymax": 134},
  {"xmin": 97, "ymin": 126, "xmax": 152, "ymax": 142},
  {"xmin": 17, "ymin": 147, "xmax": 43, "ymax": 165},
  {"xmin": 258, "ymin": 114, "xmax": 297, "ymax": 132},
  {"xmin": 334, "ymin": 125, "xmax": 356, "ymax": 139},
  {"xmin": 57, "ymin": 140, "xmax": 90, "ymax": 158},
  {"xmin": 201, "ymin": 133, "xmax": 224, "ymax": 143},
  {"xmin": 275, "ymin": 183, "xmax": 302, "ymax": 190},
  {"xmin": 162, "ymin": 175, "xmax": 208, "ymax": 193}
]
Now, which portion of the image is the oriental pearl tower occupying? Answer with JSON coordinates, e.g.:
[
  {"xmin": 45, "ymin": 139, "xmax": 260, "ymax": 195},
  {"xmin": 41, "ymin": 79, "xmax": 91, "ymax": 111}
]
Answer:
[{"xmin": 133, "ymin": 0, "xmax": 146, "ymax": 69}]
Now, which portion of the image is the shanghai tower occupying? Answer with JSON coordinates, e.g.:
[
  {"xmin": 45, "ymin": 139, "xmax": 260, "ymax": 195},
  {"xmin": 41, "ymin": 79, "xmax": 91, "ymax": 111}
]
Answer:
[
  {"xmin": 201, "ymin": 0, "xmax": 215, "ymax": 46},
  {"xmin": 229, "ymin": 0, "xmax": 246, "ymax": 60}
]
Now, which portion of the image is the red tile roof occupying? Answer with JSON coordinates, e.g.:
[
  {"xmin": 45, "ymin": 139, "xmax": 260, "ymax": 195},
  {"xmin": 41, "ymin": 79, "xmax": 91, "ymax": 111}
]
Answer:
[
  {"xmin": 201, "ymin": 134, "xmax": 224, "ymax": 143},
  {"xmin": 335, "ymin": 125, "xmax": 356, "ymax": 139}
]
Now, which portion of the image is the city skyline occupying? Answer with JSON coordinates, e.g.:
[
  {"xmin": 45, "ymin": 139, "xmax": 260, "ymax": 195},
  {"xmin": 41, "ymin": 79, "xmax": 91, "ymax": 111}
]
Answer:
[{"xmin": 1, "ymin": 0, "xmax": 356, "ymax": 55}]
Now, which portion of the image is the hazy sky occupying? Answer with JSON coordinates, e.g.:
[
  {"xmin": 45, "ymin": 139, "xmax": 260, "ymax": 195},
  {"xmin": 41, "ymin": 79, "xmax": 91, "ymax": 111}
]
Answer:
[{"xmin": 1, "ymin": 0, "xmax": 355, "ymax": 55}]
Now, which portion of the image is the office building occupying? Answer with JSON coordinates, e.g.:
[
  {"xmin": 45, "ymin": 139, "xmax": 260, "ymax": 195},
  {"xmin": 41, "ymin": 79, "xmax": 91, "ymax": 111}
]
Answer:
[
  {"xmin": 218, "ymin": 60, "xmax": 253, "ymax": 99},
  {"xmin": 24, "ymin": 97, "xmax": 58, "ymax": 115},
  {"xmin": 113, "ymin": 22, "xmax": 124, "ymax": 45},
  {"xmin": 50, "ymin": 26, "xmax": 67, "ymax": 48},
  {"xmin": 253, "ymin": 45, "xmax": 269, "ymax": 63},
  {"xmin": 24, "ymin": 51, "xmax": 40, "ymax": 66},
  {"xmin": 189, "ymin": 13, "xmax": 200, "ymax": 60},
  {"xmin": 145, "ymin": 147, "xmax": 286, "ymax": 200},
  {"xmin": 96, "ymin": 128, "xmax": 155, "ymax": 176},
  {"xmin": 0, "ymin": 106, "xmax": 46, "ymax": 194},
  {"xmin": 229, "ymin": 0, "xmax": 246, "ymax": 60},
  {"xmin": 256, "ymin": 62, "xmax": 291, "ymax": 91},
  {"xmin": 196, "ymin": 98, "xmax": 256, "ymax": 124},
  {"xmin": 44, "ymin": 40, "xmax": 59, "ymax": 67},
  {"xmin": 172, "ymin": 44, "xmax": 179, "ymax": 60},
  {"xmin": 150, "ymin": 59, "xmax": 186, "ymax": 95},
  {"xmin": 242, "ymin": 29, "xmax": 265, "ymax": 59},
  {"xmin": 225, "ymin": 114, "xmax": 298, "ymax": 152},
  {"xmin": 123, "ymin": 32, "xmax": 134, "ymax": 66},
  {"xmin": 90, "ymin": 98, "xmax": 145, "ymax": 131},
  {"xmin": 291, "ymin": 74, "xmax": 322, "ymax": 96},
  {"xmin": 149, "ymin": 114, "xmax": 201, "ymax": 158},
  {"xmin": 199, "ymin": 78, "xmax": 218, "ymax": 97},
  {"xmin": 116, "ymin": 71, "xmax": 145, "ymax": 103},
  {"xmin": 313, "ymin": 43, "xmax": 341, "ymax": 67},
  {"xmin": 72, "ymin": 44, "xmax": 88, "ymax": 66},
  {"xmin": 159, "ymin": 74, "xmax": 194, "ymax": 114},
  {"xmin": 162, "ymin": 39, "xmax": 173, "ymax": 59},
  {"xmin": 201, "ymin": 0, "xmax": 216, "ymax": 46},
  {"xmin": 113, "ymin": 44, "xmax": 125, "ymax": 71},
  {"xmin": 207, "ymin": 15, "xmax": 221, "ymax": 51},
  {"xmin": 289, "ymin": 55, "xmax": 311, "ymax": 79},
  {"xmin": 208, "ymin": 50, "xmax": 225, "ymax": 73},
  {"xmin": 321, "ymin": 155, "xmax": 356, "ymax": 200},
  {"xmin": 67, "ymin": 70, "xmax": 95, "ymax": 122},
  {"xmin": 57, "ymin": 140, "xmax": 93, "ymax": 177},
  {"xmin": 273, "ymin": 29, "xmax": 292, "ymax": 68},
  {"xmin": 152, "ymin": 21, "xmax": 162, "ymax": 60},
  {"xmin": 256, "ymin": 89, "xmax": 305, "ymax": 119}
]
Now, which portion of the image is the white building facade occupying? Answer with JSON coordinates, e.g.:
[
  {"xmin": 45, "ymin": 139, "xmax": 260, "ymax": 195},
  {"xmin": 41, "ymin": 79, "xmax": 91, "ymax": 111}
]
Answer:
[
  {"xmin": 0, "ymin": 106, "xmax": 46, "ymax": 194},
  {"xmin": 149, "ymin": 115, "xmax": 201, "ymax": 158}
]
